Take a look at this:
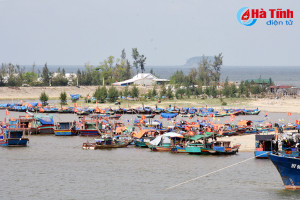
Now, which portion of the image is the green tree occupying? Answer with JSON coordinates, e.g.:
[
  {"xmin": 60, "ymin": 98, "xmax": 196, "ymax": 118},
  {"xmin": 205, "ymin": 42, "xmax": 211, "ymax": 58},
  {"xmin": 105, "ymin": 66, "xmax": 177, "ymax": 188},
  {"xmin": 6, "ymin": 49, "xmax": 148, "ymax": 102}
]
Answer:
[
  {"xmin": 211, "ymin": 85, "xmax": 218, "ymax": 98},
  {"xmin": 239, "ymin": 81, "xmax": 246, "ymax": 96},
  {"xmin": 230, "ymin": 84, "xmax": 237, "ymax": 98},
  {"xmin": 132, "ymin": 48, "xmax": 139, "ymax": 74},
  {"xmin": 94, "ymin": 86, "xmax": 107, "ymax": 103},
  {"xmin": 108, "ymin": 86, "xmax": 119, "ymax": 102},
  {"xmin": 124, "ymin": 86, "xmax": 129, "ymax": 97},
  {"xmin": 251, "ymin": 85, "xmax": 260, "ymax": 95},
  {"xmin": 42, "ymin": 63, "xmax": 50, "ymax": 86},
  {"xmin": 59, "ymin": 91, "xmax": 67, "ymax": 107},
  {"xmin": 152, "ymin": 86, "xmax": 157, "ymax": 97},
  {"xmin": 139, "ymin": 55, "xmax": 146, "ymax": 73},
  {"xmin": 211, "ymin": 53, "xmax": 223, "ymax": 83},
  {"xmin": 160, "ymin": 85, "xmax": 167, "ymax": 98},
  {"xmin": 204, "ymin": 87, "xmax": 210, "ymax": 96},
  {"xmin": 167, "ymin": 87, "xmax": 173, "ymax": 99},
  {"xmin": 40, "ymin": 91, "xmax": 49, "ymax": 106},
  {"xmin": 147, "ymin": 89, "xmax": 153, "ymax": 99},
  {"xmin": 131, "ymin": 85, "xmax": 139, "ymax": 98},
  {"xmin": 186, "ymin": 87, "xmax": 191, "ymax": 98},
  {"xmin": 223, "ymin": 77, "xmax": 231, "ymax": 98}
]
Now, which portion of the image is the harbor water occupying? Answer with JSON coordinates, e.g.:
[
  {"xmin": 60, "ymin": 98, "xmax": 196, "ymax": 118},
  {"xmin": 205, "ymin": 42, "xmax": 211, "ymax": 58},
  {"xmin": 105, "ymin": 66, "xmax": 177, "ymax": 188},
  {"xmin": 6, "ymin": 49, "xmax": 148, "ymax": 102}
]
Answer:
[{"xmin": 1, "ymin": 110, "xmax": 300, "ymax": 199}]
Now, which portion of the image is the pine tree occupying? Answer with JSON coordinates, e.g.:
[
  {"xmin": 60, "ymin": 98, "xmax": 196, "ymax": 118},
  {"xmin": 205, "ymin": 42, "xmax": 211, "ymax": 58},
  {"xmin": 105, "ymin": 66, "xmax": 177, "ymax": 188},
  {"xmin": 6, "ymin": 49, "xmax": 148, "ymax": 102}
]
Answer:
[
  {"xmin": 40, "ymin": 91, "xmax": 49, "ymax": 106},
  {"xmin": 160, "ymin": 85, "xmax": 167, "ymax": 98},
  {"xmin": 167, "ymin": 87, "xmax": 173, "ymax": 99},
  {"xmin": 59, "ymin": 91, "xmax": 67, "ymax": 107},
  {"xmin": 131, "ymin": 86, "xmax": 139, "ymax": 98},
  {"xmin": 108, "ymin": 86, "xmax": 119, "ymax": 102}
]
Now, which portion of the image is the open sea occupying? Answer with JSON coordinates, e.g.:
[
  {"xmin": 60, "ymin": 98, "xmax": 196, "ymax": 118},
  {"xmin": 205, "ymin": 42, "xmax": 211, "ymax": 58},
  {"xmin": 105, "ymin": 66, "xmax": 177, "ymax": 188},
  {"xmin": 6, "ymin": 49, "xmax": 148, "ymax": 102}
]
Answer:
[{"xmin": 1, "ymin": 109, "xmax": 300, "ymax": 200}]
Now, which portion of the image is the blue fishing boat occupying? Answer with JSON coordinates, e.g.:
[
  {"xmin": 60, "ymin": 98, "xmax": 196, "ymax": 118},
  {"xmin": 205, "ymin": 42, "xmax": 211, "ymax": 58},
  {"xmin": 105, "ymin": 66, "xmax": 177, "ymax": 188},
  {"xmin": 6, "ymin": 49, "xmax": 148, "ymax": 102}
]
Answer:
[
  {"xmin": 54, "ymin": 122, "xmax": 77, "ymax": 136},
  {"xmin": 0, "ymin": 128, "xmax": 29, "ymax": 147},
  {"xmin": 35, "ymin": 115, "xmax": 55, "ymax": 134},
  {"xmin": 254, "ymin": 134, "xmax": 277, "ymax": 158},
  {"xmin": 161, "ymin": 112, "xmax": 177, "ymax": 118},
  {"xmin": 269, "ymin": 153, "xmax": 300, "ymax": 189}
]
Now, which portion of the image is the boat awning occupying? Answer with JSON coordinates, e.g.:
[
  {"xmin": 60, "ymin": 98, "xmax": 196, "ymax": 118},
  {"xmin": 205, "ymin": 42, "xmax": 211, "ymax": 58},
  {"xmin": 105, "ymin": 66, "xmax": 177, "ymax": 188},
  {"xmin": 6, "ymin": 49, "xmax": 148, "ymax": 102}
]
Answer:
[
  {"xmin": 134, "ymin": 129, "xmax": 155, "ymax": 139},
  {"xmin": 238, "ymin": 120, "xmax": 252, "ymax": 126},
  {"xmin": 163, "ymin": 132, "xmax": 183, "ymax": 138},
  {"xmin": 190, "ymin": 133, "xmax": 213, "ymax": 141},
  {"xmin": 116, "ymin": 126, "xmax": 126, "ymax": 134}
]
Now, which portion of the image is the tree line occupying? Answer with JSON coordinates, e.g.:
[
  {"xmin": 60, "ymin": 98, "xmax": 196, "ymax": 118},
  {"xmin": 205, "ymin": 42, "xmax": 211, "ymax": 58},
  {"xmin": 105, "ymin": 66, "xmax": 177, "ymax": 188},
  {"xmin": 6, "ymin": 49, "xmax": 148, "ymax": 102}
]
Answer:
[{"xmin": 0, "ymin": 48, "xmax": 146, "ymax": 87}]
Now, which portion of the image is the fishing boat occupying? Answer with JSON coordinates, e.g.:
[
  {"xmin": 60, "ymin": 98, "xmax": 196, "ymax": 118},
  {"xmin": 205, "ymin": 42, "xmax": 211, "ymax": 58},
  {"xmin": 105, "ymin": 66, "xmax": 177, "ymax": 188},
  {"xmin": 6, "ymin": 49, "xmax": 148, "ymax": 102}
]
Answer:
[
  {"xmin": 243, "ymin": 108, "xmax": 260, "ymax": 115},
  {"xmin": 79, "ymin": 122, "xmax": 101, "ymax": 136},
  {"xmin": 137, "ymin": 114, "xmax": 155, "ymax": 119},
  {"xmin": 254, "ymin": 134, "xmax": 277, "ymax": 158},
  {"xmin": 147, "ymin": 132, "xmax": 183, "ymax": 151},
  {"xmin": 79, "ymin": 116, "xmax": 101, "ymax": 136},
  {"xmin": 161, "ymin": 112, "xmax": 177, "ymax": 118},
  {"xmin": 269, "ymin": 153, "xmax": 300, "ymax": 189},
  {"xmin": 82, "ymin": 137, "xmax": 129, "ymax": 150},
  {"xmin": 54, "ymin": 122, "xmax": 78, "ymax": 136},
  {"xmin": 185, "ymin": 134, "xmax": 240, "ymax": 155},
  {"xmin": 132, "ymin": 129, "xmax": 158, "ymax": 148},
  {"xmin": 0, "ymin": 128, "xmax": 29, "ymax": 147},
  {"xmin": 35, "ymin": 115, "xmax": 55, "ymax": 134}
]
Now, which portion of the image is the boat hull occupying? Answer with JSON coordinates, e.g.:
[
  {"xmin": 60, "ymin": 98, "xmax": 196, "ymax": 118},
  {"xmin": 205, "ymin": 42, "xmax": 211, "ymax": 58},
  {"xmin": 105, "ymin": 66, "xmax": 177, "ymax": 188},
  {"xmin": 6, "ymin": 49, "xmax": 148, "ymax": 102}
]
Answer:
[
  {"xmin": 269, "ymin": 153, "xmax": 300, "ymax": 189},
  {"xmin": 186, "ymin": 146, "xmax": 238, "ymax": 155},
  {"xmin": 79, "ymin": 130, "xmax": 100, "ymax": 136},
  {"xmin": 38, "ymin": 125, "xmax": 54, "ymax": 134},
  {"xmin": 54, "ymin": 130, "xmax": 77, "ymax": 136},
  {"xmin": 255, "ymin": 150, "xmax": 271, "ymax": 159},
  {"xmin": 0, "ymin": 138, "xmax": 29, "ymax": 146},
  {"xmin": 134, "ymin": 140, "xmax": 148, "ymax": 148}
]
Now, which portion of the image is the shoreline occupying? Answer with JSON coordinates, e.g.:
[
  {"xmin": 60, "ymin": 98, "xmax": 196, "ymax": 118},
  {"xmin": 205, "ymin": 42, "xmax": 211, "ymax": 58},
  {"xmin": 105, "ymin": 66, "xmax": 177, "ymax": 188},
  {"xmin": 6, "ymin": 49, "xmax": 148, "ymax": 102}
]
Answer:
[{"xmin": 1, "ymin": 86, "xmax": 300, "ymax": 113}]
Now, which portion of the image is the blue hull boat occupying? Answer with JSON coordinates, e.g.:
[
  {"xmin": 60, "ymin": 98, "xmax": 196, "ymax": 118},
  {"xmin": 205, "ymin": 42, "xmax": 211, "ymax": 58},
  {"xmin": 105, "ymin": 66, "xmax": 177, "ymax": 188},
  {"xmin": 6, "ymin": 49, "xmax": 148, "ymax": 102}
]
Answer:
[
  {"xmin": 269, "ymin": 153, "xmax": 300, "ymax": 189},
  {"xmin": 0, "ymin": 130, "xmax": 29, "ymax": 147}
]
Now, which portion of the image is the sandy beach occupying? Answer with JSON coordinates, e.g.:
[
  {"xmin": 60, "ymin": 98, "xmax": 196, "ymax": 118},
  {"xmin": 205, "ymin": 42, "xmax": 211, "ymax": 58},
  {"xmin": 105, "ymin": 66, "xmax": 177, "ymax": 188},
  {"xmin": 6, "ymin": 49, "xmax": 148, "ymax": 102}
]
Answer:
[{"xmin": 1, "ymin": 86, "xmax": 300, "ymax": 113}]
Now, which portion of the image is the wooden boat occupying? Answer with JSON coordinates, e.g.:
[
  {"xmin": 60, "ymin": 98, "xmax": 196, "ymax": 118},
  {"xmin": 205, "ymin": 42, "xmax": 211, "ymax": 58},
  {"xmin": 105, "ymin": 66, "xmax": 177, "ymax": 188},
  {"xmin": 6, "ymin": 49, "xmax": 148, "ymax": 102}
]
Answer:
[
  {"xmin": 147, "ymin": 132, "xmax": 184, "ymax": 152},
  {"xmin": 186, "ymin": 138, "xmax": 240, "ymax": 155},
  {"xmin": 243, "ymin": 108, "xmax": 260, "ymax": 115},
  {"xmin": 0, "ymin": 128, "xmax": 29, "ymax": 147},
  {"xmin": 137, "ymin": 114, "xmax": 155, "ymax": 119},
  {"xmin": 54, "ymin": 122, "xmax": 77, "ymax": 136},
  {"xmin": 170, "ymin": 145, "xmax": 187, "ymax": 153},
  {"xmin": 132, "ymin": 129, "xmax": 158, "ymax": 148},
  {"xmin": 35, "ymin": 115, "xmax": 55, "ymax": 134},
  {"xmin": 82, "ymin": 137, "xmax": 128, "ymax": 150},
  {"xmin": 79, "ymin": 116, "xmax": 101, "ymax": 136}
]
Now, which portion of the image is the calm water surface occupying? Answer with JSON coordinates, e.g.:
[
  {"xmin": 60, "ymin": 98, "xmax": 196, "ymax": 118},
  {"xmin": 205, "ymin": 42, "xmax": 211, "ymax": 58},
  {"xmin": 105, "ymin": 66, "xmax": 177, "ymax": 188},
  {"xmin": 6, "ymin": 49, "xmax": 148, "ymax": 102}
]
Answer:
[{"xmin": 1, "ymin": 110, "xmax": 300, "ymax": 200}]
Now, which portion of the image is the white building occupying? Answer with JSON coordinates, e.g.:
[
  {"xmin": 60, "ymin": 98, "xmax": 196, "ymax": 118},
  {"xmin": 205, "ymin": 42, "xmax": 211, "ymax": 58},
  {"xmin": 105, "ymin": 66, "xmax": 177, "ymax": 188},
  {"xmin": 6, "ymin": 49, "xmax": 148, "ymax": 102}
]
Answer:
[{"xmin": 112, "ymin": 73, "xmax": 169, "ymax": 86}]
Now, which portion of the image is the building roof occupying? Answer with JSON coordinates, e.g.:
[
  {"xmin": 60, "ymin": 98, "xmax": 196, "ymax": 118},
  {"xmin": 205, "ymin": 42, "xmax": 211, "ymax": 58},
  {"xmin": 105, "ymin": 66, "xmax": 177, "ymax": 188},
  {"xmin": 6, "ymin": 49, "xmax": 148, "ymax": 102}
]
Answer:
[
  {"xmin": 112, "ymin": 73, "xmax": 169, "ymax": 86},
  {"xmin": 269, "ymin": 85, "xmax": 292, "ymax": 89}
]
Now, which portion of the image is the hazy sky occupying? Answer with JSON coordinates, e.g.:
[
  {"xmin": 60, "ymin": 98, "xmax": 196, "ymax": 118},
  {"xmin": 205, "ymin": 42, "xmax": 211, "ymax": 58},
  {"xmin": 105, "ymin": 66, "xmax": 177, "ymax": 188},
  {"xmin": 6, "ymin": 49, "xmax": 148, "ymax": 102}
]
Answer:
[{"xmin": 0, "ymin": 0, "xmax": 298, "ymax": 66}]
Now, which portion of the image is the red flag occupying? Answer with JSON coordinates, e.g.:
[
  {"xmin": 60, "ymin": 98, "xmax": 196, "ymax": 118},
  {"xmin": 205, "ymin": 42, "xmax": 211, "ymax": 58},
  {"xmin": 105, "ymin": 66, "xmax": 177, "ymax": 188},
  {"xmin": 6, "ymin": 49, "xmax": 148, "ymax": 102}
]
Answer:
[
  {"xmin": 5, "ymin": 109, "xmax": 9, "ymax": 115},
  {"xmin": 288, "ymin": 112, "xmax": 291, "ymax": 116}
]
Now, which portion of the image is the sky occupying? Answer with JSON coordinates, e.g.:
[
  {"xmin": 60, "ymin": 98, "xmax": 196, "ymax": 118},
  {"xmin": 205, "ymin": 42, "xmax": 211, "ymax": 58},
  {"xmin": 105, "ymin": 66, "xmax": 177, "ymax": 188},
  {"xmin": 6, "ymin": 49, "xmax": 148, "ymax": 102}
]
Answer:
[{"xmin": 0, "ymin": 0, "xmax": 299, "ymax": 66}]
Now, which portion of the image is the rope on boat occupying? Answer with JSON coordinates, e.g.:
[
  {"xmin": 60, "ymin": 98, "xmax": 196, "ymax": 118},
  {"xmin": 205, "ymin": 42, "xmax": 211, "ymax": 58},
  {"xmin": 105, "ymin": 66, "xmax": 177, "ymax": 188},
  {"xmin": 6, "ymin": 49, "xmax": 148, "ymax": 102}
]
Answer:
[{"xmin": 164, "ymin": 152, "xmax": 268, "ymax": 191}]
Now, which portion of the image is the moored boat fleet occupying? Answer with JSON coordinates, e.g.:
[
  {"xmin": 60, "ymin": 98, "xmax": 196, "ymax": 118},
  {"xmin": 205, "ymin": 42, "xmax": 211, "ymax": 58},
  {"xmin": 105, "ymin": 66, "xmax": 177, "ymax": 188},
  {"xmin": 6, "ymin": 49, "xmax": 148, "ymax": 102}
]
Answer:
[{"xmin": 2, "ymin": 104, "xmax": 300, "ymax": 190}]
